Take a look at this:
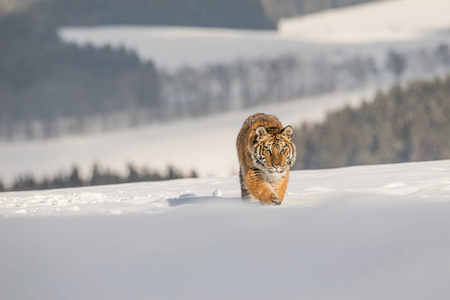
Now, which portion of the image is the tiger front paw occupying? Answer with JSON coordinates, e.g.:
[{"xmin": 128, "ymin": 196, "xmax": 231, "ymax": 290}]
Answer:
[
  {"xmin": 271, "ymin": 198, "xmax": 281, "ymax": 205},
  {"xmin": 261, "ymin": 194, "xmax": 281, "ymax": 205}
]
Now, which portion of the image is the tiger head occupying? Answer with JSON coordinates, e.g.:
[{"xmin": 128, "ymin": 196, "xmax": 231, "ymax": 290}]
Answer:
[{"xmin": 252, "ymin": 125, "xmax": 296, "ymax": 174}]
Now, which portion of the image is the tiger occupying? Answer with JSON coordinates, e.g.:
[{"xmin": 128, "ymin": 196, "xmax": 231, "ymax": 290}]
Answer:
[{"xmin": 236, "ymin": 113, "xmax": 296, "ymax": 205}]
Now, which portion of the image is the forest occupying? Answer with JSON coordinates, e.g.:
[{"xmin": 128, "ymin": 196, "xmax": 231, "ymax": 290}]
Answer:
[
  {"xmin": 0, "ymin": 11, "xmax": 161, "ymax": 140},
  {"xmin": 292, "ymin": 75, "xmax": 450, "ymax": 170},
  {"xmin": 1, "ymin": 164, "xmax": 197, "ymax": 192},
  {"xmin": 28, "ymin": 0, "xmax": 274, "ymax": 29},
  {"xmin": 1, "ymin": 0, "xmax": 380, "ymax": 23},
  {"xmin": 261, "ymin": 0, "xmax": 379, "ymax": 21}
]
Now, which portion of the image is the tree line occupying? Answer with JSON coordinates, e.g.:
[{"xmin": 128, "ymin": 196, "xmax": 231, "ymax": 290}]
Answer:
[
  {"xmin": 292, "ymin": 75, "xmax": 450, "ymax": 170},
  {"xmin": 159, "ymin": 44, "xmax": 450, "ymax": 118},
  {"xmin": 30, "ymin": 0, "xmax": 274, "ymax": 29},
  {"xmin": 0, "ymin": 164, "xmax": 198, "ymax": 192},
  {"xmin": 262, "ymin": 0, "xmax": 379, "ymax": 21}
]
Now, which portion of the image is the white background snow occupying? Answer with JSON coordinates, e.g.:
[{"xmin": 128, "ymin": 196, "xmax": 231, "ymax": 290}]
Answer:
[
  {"xmin": 2, "ymin": 1, "xmax": 450, "ymax": 298},
  {"xmin": 279, "ymin": 0, "xmax": 450, "ymax": 43},
  {"xmin": 59, "ymin": 0, "xmax": 450, "ymax": 70}
]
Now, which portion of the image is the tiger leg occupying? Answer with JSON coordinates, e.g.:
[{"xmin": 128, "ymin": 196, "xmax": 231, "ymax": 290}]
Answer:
[
  {"xmin": 272, "ymin": 170, "xmax": 290, "ymax": 203},
  {"xmin": 239, "ymin": 167, "xmax": 253, "ymax": 201},
  {"xmin": 243, "ymin": 170, "xmax": 280, "ymax": 205}
]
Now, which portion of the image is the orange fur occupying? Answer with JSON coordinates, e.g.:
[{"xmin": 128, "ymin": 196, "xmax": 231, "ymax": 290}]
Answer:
[{"xmin": 236, "ymin": 113, "xmax": 296, "ymax": 205}]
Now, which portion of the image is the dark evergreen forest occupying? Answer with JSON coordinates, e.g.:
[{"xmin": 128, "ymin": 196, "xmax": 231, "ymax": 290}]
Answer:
[
  {"xmin": 30, "ymin": 0, "xmax": 274, "ymax": 29},
  {"xmin": 292, "ymin": 75, "xmax": 450, "ymax": 170},
  {"xmin": 262, "ymin": 0, "xmax": 379, "ymax": 21},
  {"xmin": 1, "ymin": 164, "xmax": 197, "ymax": 192},
  {"xmin": 0, "ymin": 10, "xmax": 162, "ymax": 140}
]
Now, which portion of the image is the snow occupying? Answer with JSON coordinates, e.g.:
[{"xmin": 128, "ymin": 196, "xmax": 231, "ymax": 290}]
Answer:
[
  {"xmin": 279, "ymin": 0, "xmax": 450, "ymax": 43},
  {"xmin": 1, "ymin": 160, "xmax": 450, "ymax": 299},
  {"xmin": 58, "ymin": 0, "xmax": 450, "ymax": 70},
  {"xmin": 58, "ymin": 26, "xmax": 323, "ymax": 70}
]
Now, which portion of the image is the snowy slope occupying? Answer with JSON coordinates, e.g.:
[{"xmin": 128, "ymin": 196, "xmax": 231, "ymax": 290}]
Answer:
[
  {"xmin": 1, "ymin": 160, "xmax": 450, "ymax": 300},
  {"xmin": 279, "ymin": 0, "xmax": 450, "ymax": 43},
  {"xmin": 59, "ymin": 0, "xmax": 450, "ymax": 70},
  {"xmin": 59, "ymin": 26, "xmax": 322, "ymax": 70},
  {"xmin": 2, "ymin": 159, "xmax": 450, "ymax": 216}
]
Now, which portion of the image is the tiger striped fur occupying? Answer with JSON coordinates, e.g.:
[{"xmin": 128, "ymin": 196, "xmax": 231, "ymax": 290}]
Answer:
[{"xmin": 236, "ymin": 113, "xmax": 296, "ymax": 205}]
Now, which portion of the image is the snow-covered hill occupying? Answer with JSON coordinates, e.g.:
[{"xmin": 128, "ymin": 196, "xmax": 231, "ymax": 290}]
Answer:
[
  {"xmin": 59, "ymin": 26, "xmax": 321, "ymax": 70},
  {"xmin": 279, "ymin": 0, "xmax": 450, "ymax": 43},
  {"xmin": 1, "ymin": 160, "xmax": 450, "ymax": 299},
  {"xmin": 59, "ymin": 0, "xmax": 450, "ymax": 70}
]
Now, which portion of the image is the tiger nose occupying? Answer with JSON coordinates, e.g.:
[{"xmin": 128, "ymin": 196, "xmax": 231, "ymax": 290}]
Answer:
[{"xmin": 273, "ymin": 164, "xmax": 281, "ymax": 169}]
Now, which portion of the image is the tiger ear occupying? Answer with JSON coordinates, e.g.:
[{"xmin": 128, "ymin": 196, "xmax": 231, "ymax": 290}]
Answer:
[
  {"xmin": 255, "ymin": 126, "xmax": 268, "ymax": 140},
  {"xmin": 282, "ymin": 126, "xmax": 293, "ymax": 139}
]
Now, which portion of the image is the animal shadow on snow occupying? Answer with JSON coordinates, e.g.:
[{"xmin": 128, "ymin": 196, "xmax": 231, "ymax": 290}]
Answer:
[{"xmin": 167, "ymin": 193, "xmax": 244, "ymax": 207}]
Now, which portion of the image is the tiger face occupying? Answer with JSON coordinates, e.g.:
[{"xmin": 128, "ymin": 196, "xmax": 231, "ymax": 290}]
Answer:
[{"xmin": 252, "ymin": 125, "xmax": 296, "ymax": 174}]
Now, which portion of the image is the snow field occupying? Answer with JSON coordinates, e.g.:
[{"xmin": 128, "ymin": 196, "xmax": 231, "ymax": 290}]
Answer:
[
  {"xmin": 2, "ymin": 160, "xmax": 450, "ymax": 299},
  {"xmin": 2, "ymin": 201, "xmax": 450, "ymax": 300}
]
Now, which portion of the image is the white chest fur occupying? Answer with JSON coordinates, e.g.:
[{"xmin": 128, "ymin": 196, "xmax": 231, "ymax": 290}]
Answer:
[{"xmin": 264, "ymin": 170, "xmax": 286, "ymax": 184}]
